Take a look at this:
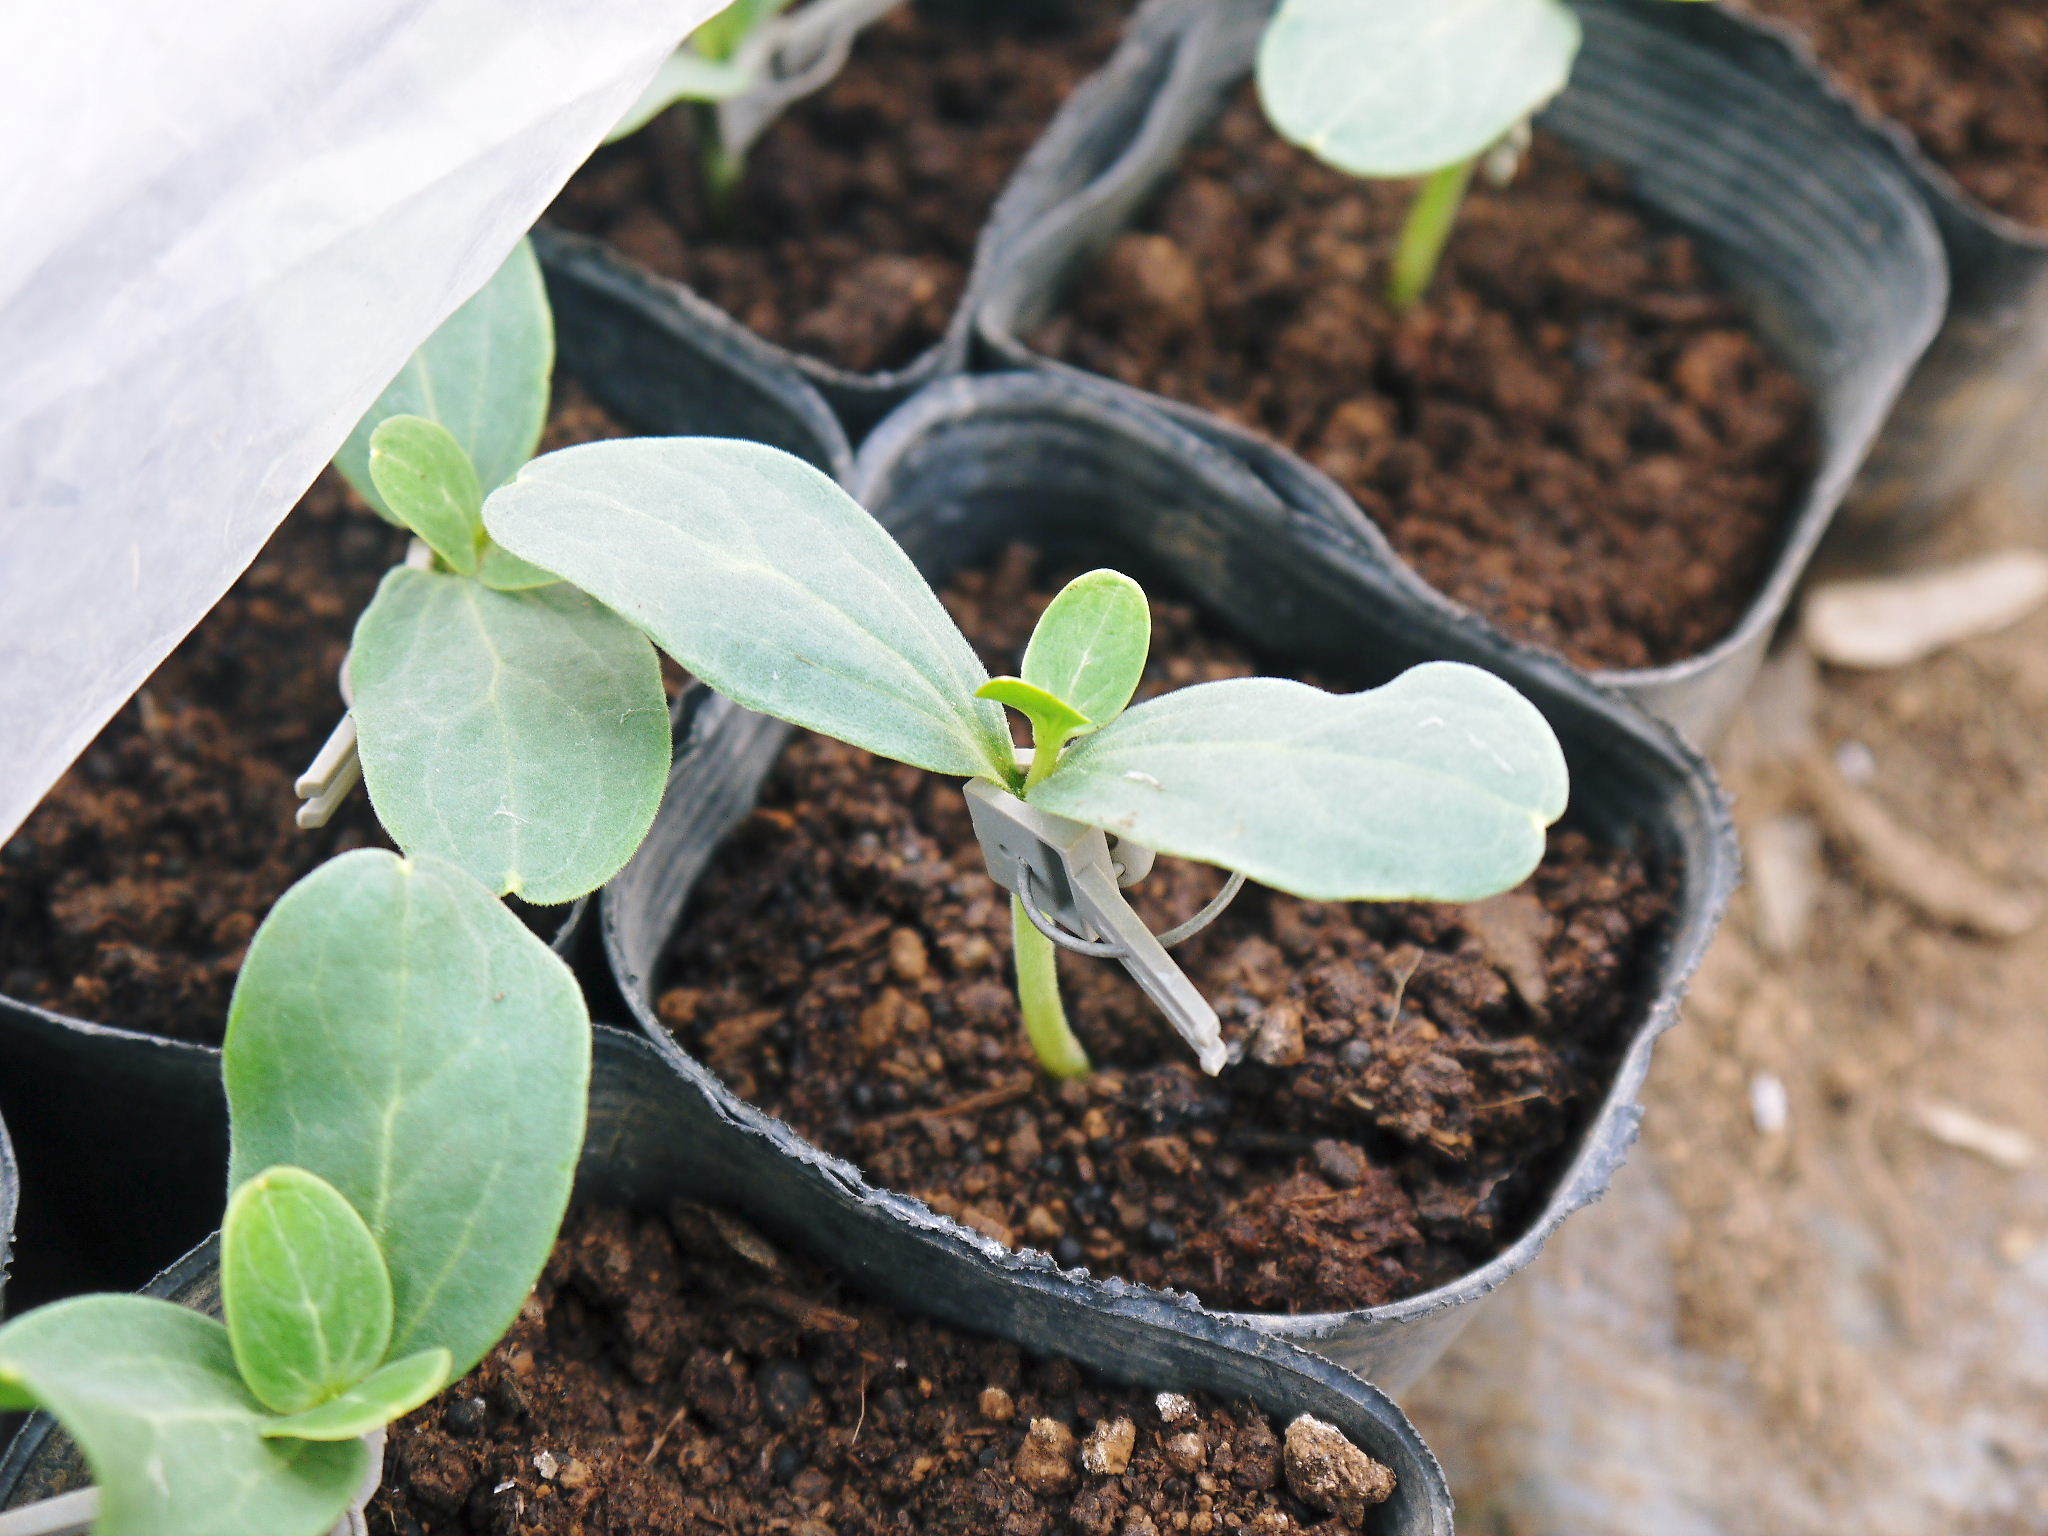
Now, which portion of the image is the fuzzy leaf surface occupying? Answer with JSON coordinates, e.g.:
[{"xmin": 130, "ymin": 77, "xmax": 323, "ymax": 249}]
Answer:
[
  {"xmin": 0, "ymin": 1297, "xmax": 367, "ymax": 1536},
  {"xmin": 224, "ymin": 849, "xmax": 590, "ymax": 1380},
  {"xmin": 1030, "ymin": 662, "xmax": 1569, "ymax": 901},
  {"xmin": 335, "ymin": 239, "xmax": 553, "ymax": 518},
  {"xmin": 485, "ymin": 438, "xmax": 1015, "ymax": 781},
  {"xmin": 367, "ymin": 415, "xmax": 484, "ymax": 573},
  {"xmin": 1021, "ymin": 568, "xmax": 1150, "ymax": 728},
  {"xmin": 222, "ymin": 1166, "xmax": 393, "ymax": 1416},
  {"xmin": 1258, "ymin": 0, "xmax": 1581, "ymax": 177},
  {"xmin": 349, "ymin": 567, "xmax": 670, "ymax": 904}
]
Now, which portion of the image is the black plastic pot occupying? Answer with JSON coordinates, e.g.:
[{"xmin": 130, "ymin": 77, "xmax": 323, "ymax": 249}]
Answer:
[
  {"xmin": 536, "ymin": 226, "xmax": 855, "ymax": 478},
  {"xmin": 598, "ymin": 371, "xmax": 1739, "ymax": 1390},
  {"xmin": 1687, "ymin": 3, "xmax": 2048, "ymax": 543},
  {"xmin": 0, "ymin": 1028, "xmax": 1456, "ymax": 1536},
  {"xmin": 971, "ymin": 0, "xmax": 1949, "ymax": 743},
  {"xmin": 547, "ymin": 0, "xmax": 1203, "ymax": 439},
  {"xmin": 0, "ymin": 1003, "xmax": 226, "ymax": 1319}
]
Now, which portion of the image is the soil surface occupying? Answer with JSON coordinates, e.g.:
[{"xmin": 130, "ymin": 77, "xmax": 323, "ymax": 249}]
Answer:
[
  {"xmin": 0, "ymin": 388, "xmax": 623, "ymax": 1044},
  {"xmin": 370, "ymin": 1202, "xmax": 1393, "ymax": 1536},
  {"xmin": 656, "ymin": 548, "xmax": 1675, "ymax": 1314},
  {"xmin": 550, "ymin": 0, "xmax": 1133, "ymax": 375},
  {"xmin": 1034, "ymin": 98, "xmax": 1816, "ymax": 672},
  {"xmin": 1743, "ymin": 0, "xmax": 2048, "ymax": 229}
]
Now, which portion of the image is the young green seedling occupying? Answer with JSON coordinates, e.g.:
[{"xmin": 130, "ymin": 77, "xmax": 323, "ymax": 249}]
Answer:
[
  {"xmin": 311, "ymin": 238, "xmax": 672, "ymax": 908},
  {"xmin": 1256, "ymin": 0, "xmax": 1706, "ymax": 312},
  {"xmin": 0, "ymin": 851, "xmax": 591, "ymax": 1536},
  {"xmin": 607, "ymin": 0, "xmax": 797, "ymax": 201},
  {"xmin": 471, "ymin": 436, "xmax": 1571, "ymax": 1080}
]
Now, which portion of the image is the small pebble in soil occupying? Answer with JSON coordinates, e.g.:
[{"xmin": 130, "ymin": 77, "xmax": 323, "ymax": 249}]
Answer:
[{"xmin": 1283, "ymin": 1415, "xmax": 1397, "ymax": 1525}]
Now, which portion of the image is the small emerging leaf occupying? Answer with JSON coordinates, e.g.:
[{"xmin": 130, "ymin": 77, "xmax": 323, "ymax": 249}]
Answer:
[
  {"xmin": 1022, "ymin": 569, "xmax": 1151, "ymax": 728},
  {"xmin": 0, "ymin": 1297, "xmax": 368, "ymax": 1536},
  {"xmin": 1258, "ymin": 0, "xmax": 1581, "ymax": 177},
  {"xmin": 485, "ymin": 438, "xmax": 1017, "ymax": 783},
  {"xmin": 223, "ymin": 1167, "xmax": 393, "ymax": 1416},
  {"xmin": 978, "ymin": 677, "xmax": 1089, "ymax": 756},
  {"xmin": 1031, "ymin": 661, "xmax": 1569, "ymax": 902},
  {"xmin": 336, "ymin": 239, "xmax": 553, "ymax": 518},
  {"xmin": 368, "ymin": 416, "xmax": 484, "ymax": 574},
  {"xmin": 225, "ymin": 849, "xmax": 591, "ymax": 1380},
  {"xmin": 350, "ymin": 567, "xmax": 671, "ymax": 904},
  {"xmin": 261, "ymin": 1348, "xmax": 451, "ymax": 1442}
]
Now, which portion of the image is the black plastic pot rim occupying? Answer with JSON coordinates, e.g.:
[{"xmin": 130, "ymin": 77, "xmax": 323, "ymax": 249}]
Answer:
[
  {"xmin": 0, "ymin": 1028, "xmax": 1456, "ymax": 1536},
  {"xmin": 600, "ymin": 367, "xmax": 1741, "ymax": 1386},
  {"xmin": 1721, "ymin": 3, "xmax": 2048, "ymax": 256},
  {"xmin": 970, "ymin": 0, "xmax": 1951, "ymax": 742}
]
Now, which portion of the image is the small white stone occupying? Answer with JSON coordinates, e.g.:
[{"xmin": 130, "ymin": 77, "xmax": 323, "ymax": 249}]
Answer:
[
  {"xmin": 1155, "ymin": 1392, "xmax": 1196, "ymax": 1424},
  {"xmin": 533, "ymin": 1449, "xmax": 559, "ymax": 1480}
]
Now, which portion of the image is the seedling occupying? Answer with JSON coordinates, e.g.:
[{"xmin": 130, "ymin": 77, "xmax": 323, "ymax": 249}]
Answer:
[
  {"xmin": 1256, "ymin": 0, "xmax": 1705, "ymax": 312},
  {"xmin": 0, "ymin": 851, "xmax": 592, "ymax": 1536},
  {"xmin": 470, "ymin": 436, "xmax": 1571, "ymax": 1079},
  {"xmin": 607, "ymin": 0, "xmax": 902, "ymax": 204},
  {"xmin": 303, "ymin": 238, "xmax": 673, "ymax": 908}
]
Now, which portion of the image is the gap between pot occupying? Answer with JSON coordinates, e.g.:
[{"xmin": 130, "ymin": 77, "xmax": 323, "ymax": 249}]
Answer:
[
  {"xmin": 599, "ymin": 371, "xmax": 1739, "ymax": 1390},
  {"xmin": 0, "ymin": 1029, "xmax": 1457, "ymax": 1536},
  {"xmin": 971, "ymin": 0, "xmax": 1948, "ymax": 744}
]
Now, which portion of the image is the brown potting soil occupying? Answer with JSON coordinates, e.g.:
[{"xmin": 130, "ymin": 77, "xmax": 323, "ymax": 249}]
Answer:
[
  {"xmin": 1743, "ymin": 0, "xmax": 2048, "ymax": 229},
  {"xmin": 0, "ymin": 388, "xmax": 625, "ymax": 1044},
  {"xmin": 371, "ymin": 1203, "xmax": 1392, "ymax": 1536},
  {"xmin": 549, "ymin": 0, "xmax": 1134, "ymax": 376},
  {"xmin": 1033, "ymin": 97, "xmax": 1817, "ymax": 673},
  {"xmin": 656, "ymin": 549, "xmax": 1675, "ymax": 1315}
]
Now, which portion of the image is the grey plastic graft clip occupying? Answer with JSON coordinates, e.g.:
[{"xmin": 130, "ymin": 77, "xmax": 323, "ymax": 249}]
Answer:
[{"xmin": 964, "ymin": 780, "xmax": 1241, "ymax": 1076}]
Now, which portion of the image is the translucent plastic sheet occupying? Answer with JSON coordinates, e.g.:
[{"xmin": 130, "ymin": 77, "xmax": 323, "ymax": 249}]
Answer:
[{"xmin": 0, "ymin": 0, "xmax": 722, "ymax": 844}]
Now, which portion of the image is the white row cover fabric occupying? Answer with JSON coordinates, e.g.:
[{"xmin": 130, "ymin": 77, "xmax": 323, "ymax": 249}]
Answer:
[{"xmin": 0, "ymin": 0, "xmax": 722, "ymax": 844}]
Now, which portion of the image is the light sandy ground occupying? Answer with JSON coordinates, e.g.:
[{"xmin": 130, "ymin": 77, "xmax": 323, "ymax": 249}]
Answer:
[{"xmin": 1406, "ymin": 462, "xmax": 2048, "ymax": 1533}]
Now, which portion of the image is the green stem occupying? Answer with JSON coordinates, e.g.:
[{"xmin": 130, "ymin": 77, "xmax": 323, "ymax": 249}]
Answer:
[
  {"xmin": 1012, "ymin": 894, "xmax": 1091, "ymax": 1079},
  {"xmin": 1388, "ymin": 156, "xmax": 1477, "ymax": 316},
  {"xmin": 696, "ymin": 103, "xmax": 745, "ymax": 226},
  {"xmin": 1009, "ymin": 725, "xmax": 1090, "ymax": 1078}
]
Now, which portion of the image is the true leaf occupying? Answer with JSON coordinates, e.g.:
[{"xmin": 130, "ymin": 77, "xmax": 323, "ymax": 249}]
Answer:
[
  {"xmin": 1257, "ymin": 0, "xmax": 1582, "ymax": 178},
  {"xmin": 693, "ymin": 0, "xmax": 794, "ymax": 63},
  {"xmin": 1030, "ymin": 661, "xmax": 1569, "ymax": 902},
  {"xmin": 222, "ymin": 1166, "xmax": 393, "ymax": 1416},
  {"xmin": 224, "ymin": 849, "xmax": 590, "ymax": 1379},
  {"xmin": 484, "ymin": 438, "xmax": 1017, "ymax": 783},
  {"xmin": 261, "ymin": 1348, "xmax": 451, "ymax": 1443},
  {"xmin": 335, "ymin": 239, "xmax": 553, "ymax": 519},
  {"xmin": 349, "ymin": 567, "xmax": 671, "ymax": 904},
  {"xmin": 1021, "ymin": 568, "xmax": 1150, "ymax": 728},
  {"xmin": 977, "ymin": 677, "xmax": 1089, "ymax": 755},
  {"xmin": 0, "ymin": 1297, "xmax": 368, "ymax": 1536},
  {"xmin": 367, "ymin": 416, "xmax": 483, "ymax": 574}
]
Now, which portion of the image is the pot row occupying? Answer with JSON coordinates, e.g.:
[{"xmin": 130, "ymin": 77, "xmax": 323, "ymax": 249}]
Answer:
[
  {"xmin": 0, "ymin": 259, "xmax": 1735, "ymax": 1536},
  {"xmin": 0, "ymin": 1030, "xmax": 1455, "ymax": 1534},
  {"xmin": 548, "ymin": 0, "xmax": 2047, "ymax": 743},
  {"xmin": 1, "ymin": 343, "xmax": 1736, "ymax": 1373}
]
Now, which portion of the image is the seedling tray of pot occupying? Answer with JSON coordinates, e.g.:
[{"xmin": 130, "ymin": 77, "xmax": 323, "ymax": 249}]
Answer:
[
  {"xmin": 973, "ymin": 0, "xmax": 1947, "ymax": 741},
  {"xmin": 598, "ymin": 371, "xmax": 1738, "ymax": 1388}
]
